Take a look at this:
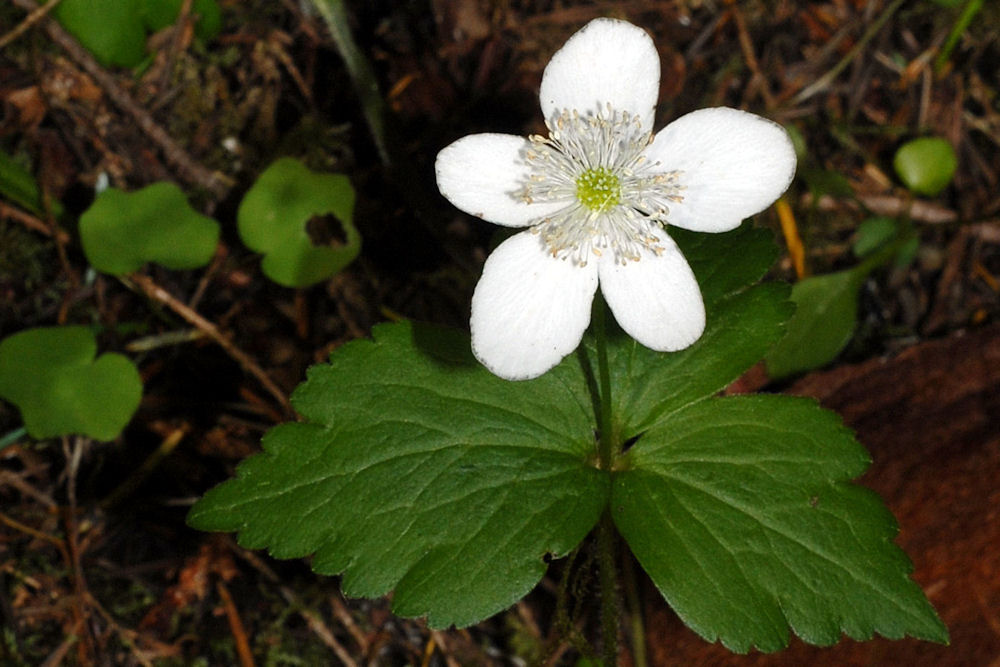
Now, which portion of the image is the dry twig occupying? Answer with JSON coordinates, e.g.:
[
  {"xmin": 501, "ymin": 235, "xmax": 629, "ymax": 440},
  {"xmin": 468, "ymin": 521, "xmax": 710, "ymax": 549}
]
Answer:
[
  {"xmin": 126, "ymin": 273, "xmax": 293, "ymax": 417},
  {"xmin": 9, "ymin": 0, "xmax": 234, "ymax": 198}
]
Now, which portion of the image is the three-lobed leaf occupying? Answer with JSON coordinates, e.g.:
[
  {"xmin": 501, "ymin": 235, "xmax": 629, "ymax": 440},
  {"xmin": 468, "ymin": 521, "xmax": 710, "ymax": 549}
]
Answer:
[
  {"xmin": 188, "ymin": 323, "xmax": 606, "ymax": 627},
  {"xmin": 55, "ymin": 0, "xmax": 222, "ymax": 67},
  {"xmin": 189, "ymin": 222, "xmax": 945, "ymax": 649},
  {"xmin": 613, "ymin": 395, "xmax": 947, "ymax": 652},
  {"xmin": 80, "ymin": 182, "xmax": 220, "ymax": 275},
  {"xmin": 0, "ymin": 326, "xmax": 142, "ymax": 441}
]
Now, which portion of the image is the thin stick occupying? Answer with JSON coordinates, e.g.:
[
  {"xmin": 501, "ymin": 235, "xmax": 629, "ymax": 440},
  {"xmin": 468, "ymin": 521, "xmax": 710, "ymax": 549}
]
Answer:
[
  {"xmin": 791, "ymin": 0, "xmax": 907, "ymax": 105},
  {"xmin": 126, "ymin": 273, "xmax": 293, "ymax": 417},
  {"xmin": 217, "ymin": 581, "xmax": 257, "ymax": 667},
  {"xmin": 0, "ymin": 201, "xmax": 70, "ymax": 243},
  {"xmin": 0, "ymin": 0, "xmax": 63, "ymax": 50},
  {"xmin": 10, "ymin": 0, "xmax": 234, "ymax": 198},
  {"xmin": 731, "ymin": 5, "xmax": 776, "ymax": 109}
]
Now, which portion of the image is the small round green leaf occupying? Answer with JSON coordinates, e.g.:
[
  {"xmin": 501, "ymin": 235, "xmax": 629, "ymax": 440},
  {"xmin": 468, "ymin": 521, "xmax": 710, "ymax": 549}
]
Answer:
[
  {"xmin": 893, "ymin": 137, "xmax": 958, "ymax": 196},
  {"xmin": 238, "ymin": 158, "xmax": 360, "ymax": 288},
  {"xmin": 80, "ymin": 182, "xmax": 220, "ymax": 276},
  {"xmin": 54, "ymin": 0, "xmax": 147, "ymax": 68},
  {"xmin": 0, "ymin": 327, "xmax": 142, "ymax": 441}
]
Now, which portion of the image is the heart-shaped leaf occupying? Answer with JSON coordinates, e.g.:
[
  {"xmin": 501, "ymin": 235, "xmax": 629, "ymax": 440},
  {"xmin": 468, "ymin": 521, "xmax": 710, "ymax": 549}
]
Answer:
[
  {"xmin": 237, "ymin": 158, "xmax": 360, "ymax": 288},
  {"xmin": 140, "ymin": 0, "xmax": 222, "ymax": 41},
  {"xmin": 80, "ymin": 182, "xmax": 220, "ymax": 276},
  {"xmin": 55, "ymin": 0, "xmax": 222, "ymax": 67},
  {"xmin": 0, "ymin": 326, "xmax": 142, "ymax": 441},
  {"xmin": 54, "ymin": 0, "xmax": 147, "ymax": 68}
]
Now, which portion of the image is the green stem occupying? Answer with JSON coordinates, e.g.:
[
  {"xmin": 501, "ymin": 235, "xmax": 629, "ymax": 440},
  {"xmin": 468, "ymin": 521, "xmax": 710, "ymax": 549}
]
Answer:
[
  {"xmin": 622, "ymin": 553, "xmax": 648, "ymax": 667},
  {"xmin": 309, "ymin": 0, "xmax": 390, "ymax": 167},
  {"xmin": 597, "ymin": 511, "xmax": 619, "ymax": 666},
  {"xmin": 592, "ymin": 295, "xmax": 619, "ymax": 664},
  {"xmin": 593, "ymin": 293, "xmax": 615, "ymax": 471}
]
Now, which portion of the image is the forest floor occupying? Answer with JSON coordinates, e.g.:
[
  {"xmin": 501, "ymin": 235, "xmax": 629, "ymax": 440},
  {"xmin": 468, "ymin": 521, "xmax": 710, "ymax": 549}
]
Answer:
[{"xmin": 1, "ymin": 1, "xmax": 998, "ymax": 665}]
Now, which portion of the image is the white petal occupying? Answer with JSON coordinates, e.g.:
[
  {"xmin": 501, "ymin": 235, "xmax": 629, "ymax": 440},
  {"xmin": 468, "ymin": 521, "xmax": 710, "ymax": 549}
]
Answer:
[
  {"xmin": 598, "ymin": 227, "xmax": 705, "ymax": 352},
  {"xmin": 471, "ymin": 231, "xmax": 599, "ymax": 380},
  {"xmin": 436, "ymin": 134, "xmax": 567, "ymax": 227},
  {"xmin": 645, "ymin": 107, "xmax": 797, "ymax": 233},
  {"xmin": 539, "ymin": 18, "xmax": 660, "ymax": 132}
]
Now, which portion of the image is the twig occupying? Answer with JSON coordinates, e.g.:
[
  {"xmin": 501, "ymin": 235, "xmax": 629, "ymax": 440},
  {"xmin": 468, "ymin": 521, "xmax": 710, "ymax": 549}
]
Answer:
[
  {"xmin": 217, "ymin": 581, "xmax": 256, "ymax": 667},
  {"xmin": 229, "ymin": 539, "xmax": 358, "ymax": 665},
  {"xmin": 157, "ymin": 0, "xmax": 194, "ymax": 95},
  {"xmin": 126, "ymin": 273, "xmax": 293, "ymax": 417},
  {"xmin": 282, "ymin": 588, "xmax": 357, "ymax": 667},
  {"xmin": 428, "ymin": 631, "xmax": 461, "ymax": 667},
  {"xmin": 61, "ymin": 436, "xmax": 94, "ymax": 666},
  {"xmin": 0, "ymin": 0, "xmax": 63, "ymax": 49},
  {"xmin": 10, "ymin": 0, "xmax": 234, "ymax": 198},
  {"xmin": 731, "ymin": 5, "xmax": 776, "ymax": 110},
  {"xmin": 330, "ymin": 594, "xmax": 370, "ymax": 654},
  {"xmin": 791, "ymin": 0, "xmax": 907, "ymax": 105},
  {"xmin": 0, "ymin": 201, "xmax": 70, "ymax": 243},
  {"xmin": 0, "ymin": 510, "xmax": 70, "ymax": 558},
  {"xmin": 100, "ymin": 427, "xmax": 187, "ymax": 509}
]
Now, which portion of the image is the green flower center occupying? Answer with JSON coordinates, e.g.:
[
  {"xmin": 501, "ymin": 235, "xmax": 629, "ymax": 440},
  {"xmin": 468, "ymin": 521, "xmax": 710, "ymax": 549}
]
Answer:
[{"xmin": 575, "ymin": 167, "xmax": 621, "ymax": 213}]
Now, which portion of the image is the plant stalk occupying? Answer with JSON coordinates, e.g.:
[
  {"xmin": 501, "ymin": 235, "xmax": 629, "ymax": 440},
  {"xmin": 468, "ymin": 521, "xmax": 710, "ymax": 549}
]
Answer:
[
  {"xmin": 593, "ymin": 293, "xmax": 615, "ymax": 471},
  {"xmin": 597, "ymin": 510, "xmax": 619, "ymax": 666},
  {"xmin": 592, "ymin": 295, "xmax": 619, "ymax": 664}
]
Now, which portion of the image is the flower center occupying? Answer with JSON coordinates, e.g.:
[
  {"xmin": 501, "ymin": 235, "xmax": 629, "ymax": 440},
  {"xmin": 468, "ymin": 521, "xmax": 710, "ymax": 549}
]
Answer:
[
  {"xmin": 575, "ymin": 167, "xmax": 621, "ymax": 212},
  {"xmin": 517, "ymin": 103, "xmax": 685, "ymax": 267}
]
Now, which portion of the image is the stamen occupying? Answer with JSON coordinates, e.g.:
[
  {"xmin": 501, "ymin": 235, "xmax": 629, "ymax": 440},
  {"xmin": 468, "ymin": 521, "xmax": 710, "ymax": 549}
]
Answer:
[{"xmin": 516, "ymin": 103, "xmax": 685, "ymax": 266}]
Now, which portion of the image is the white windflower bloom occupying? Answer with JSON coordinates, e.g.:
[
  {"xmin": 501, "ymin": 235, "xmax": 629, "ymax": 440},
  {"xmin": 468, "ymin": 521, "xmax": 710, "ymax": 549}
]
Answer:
[{"xmin": 436, "ymin": 18, "xmax": 797, "ymax": 380}]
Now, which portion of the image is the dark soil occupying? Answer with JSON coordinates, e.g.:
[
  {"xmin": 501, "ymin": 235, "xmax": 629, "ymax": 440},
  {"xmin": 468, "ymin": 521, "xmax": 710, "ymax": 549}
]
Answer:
[{"xmin": 1, "ymin": 1, "xmax": 998, "ymax": 665}]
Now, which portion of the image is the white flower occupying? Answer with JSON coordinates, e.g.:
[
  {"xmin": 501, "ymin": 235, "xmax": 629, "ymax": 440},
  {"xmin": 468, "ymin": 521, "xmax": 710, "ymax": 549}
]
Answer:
[{"xmin": 436, "ymin": 18, "xmax": 796, "ymax": 381}]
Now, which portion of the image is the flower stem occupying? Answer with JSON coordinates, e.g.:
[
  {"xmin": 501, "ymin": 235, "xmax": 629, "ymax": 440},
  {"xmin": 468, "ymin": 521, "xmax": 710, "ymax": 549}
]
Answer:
[
  {"xmin": 592, "ymin": 294, "xmax": 619, "ymax": 664},
  {"xmin": 593, "ymin": 293, "xmax": 615, "ymax": 471},
  {"xmin": 598, "ymin": 510, "xmax": 619, "ymax": 666}
]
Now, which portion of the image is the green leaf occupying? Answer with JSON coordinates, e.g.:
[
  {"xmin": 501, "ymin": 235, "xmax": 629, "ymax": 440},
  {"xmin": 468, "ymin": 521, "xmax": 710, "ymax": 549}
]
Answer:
[
  {"xmin": 54, "ymin": 0, "xmax": 147, "ymax": 68},
  {"xmin": 605, "ymin": 222, "xmax": 791, "ymax": 435},
  {"xmin": 853, "ymin": 217, "xmax": 898, "ymax": 258},
  {"xmin": 893, "ymin": 137, "xmax": 958, "ymax": 197},
  {"xmin": 669, "ymin": 222, "xmax": 779, "ymax": 307},
  {"xmin": 764, "ymin": 268, "xmax": 866, "ymax": 379},
  {"xmin": 237, "ymin": 158, "xmax": 361, "ymax": 288},
  {"xmin": 613, "ymin": 394, "xmax": 948, "ymax": 653},
  {"xmin": 607, "ymin": 282, "xmax": 792, "ymax": 436},
  {"xmin": 80, "ymin": 182, "xmax": 220, "ymax": 276},
  {"xmin": 188, "ymin": 321, "xmax": 607, "ymax": 628},
  {"xmin": 0, "ymin": 149, "xmax": 65, "ymax": 219},
  {"xmin": 140, "ymin": 0, "xmax": 222, "ymax": 41},
  {"xmin": 0, "ymin": 327, "xmax": 142, "ymax": 441}
]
